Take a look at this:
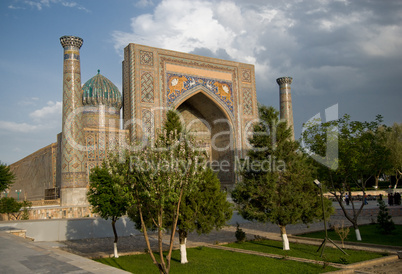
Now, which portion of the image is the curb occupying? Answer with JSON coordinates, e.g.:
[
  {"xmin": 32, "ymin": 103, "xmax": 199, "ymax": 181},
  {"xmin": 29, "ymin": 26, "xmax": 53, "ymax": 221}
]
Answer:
[
  {"xmin": 288, "ymin": 235, "xmax": 402, "ymax": 253},
  {"xmin": 327, "ymin": 255, "xmax": 399, "ymax": 273},
  {"xmin": 207, "ymin": 244, "xmax": 345, "ymax": 269}
]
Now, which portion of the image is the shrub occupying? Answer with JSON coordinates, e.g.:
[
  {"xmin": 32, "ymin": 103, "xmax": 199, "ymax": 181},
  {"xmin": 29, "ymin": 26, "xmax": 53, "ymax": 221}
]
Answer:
[
  {"xmin": 376, "ymin": 199, "xmax": 395, "ymax": 234},
  {"xmin": 235, "ymin": 223, "xmax": 246, "ymax": 242}
]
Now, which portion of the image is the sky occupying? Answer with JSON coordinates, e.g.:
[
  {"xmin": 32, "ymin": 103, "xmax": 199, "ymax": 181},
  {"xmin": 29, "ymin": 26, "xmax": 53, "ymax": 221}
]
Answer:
[{"xmin": 0, "ymin": 0, "xmax": 401, "ymax": 165}]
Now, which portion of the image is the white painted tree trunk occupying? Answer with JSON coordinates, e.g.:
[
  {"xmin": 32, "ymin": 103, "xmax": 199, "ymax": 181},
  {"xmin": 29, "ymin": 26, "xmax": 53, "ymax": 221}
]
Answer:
[
  {"xmin": 282, "ymin": 233, "xmax": 290, "ymax": 250},
  {"xmin": 355, "ymin": 228, "xmax": 362, "ymax": 241},
  {"xmin": 114, "ymin": 242, "xmax": 119, "ymax": 258},
  {"xmin": 180, "ymin": 238, "xmax": 188, "ymax": 264}
]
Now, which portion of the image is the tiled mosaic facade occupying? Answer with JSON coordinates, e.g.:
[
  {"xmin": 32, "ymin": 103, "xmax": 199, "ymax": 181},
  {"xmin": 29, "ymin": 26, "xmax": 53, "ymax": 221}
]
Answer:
[
  {"xmin": 8, "ymin": 38, "xmax": 259, "ymax": 218},
  {"xmin": 123, "ymin": 44, "xmax": 258, "ymax": 188},
  {"xmin": 166, "ymin": 73, "xmax": 234, "ymax": 115},
  {"xmin": 141, "ymin": 108, "xmax": 154, "ymax": 140},
  {"xmin": 60, "ymin": 36, "xmax": 87, "ymax": 206},
  {"xmin": 242, "ymin": 87, "xmax": 253, "ymax": 115},
  {"xmin": 84, "ymin": 128, "xmax": 128, "ymax": 181},
  {"xmin": 140, "ymin": 71, "xmax": 155, "ymax": 103}
]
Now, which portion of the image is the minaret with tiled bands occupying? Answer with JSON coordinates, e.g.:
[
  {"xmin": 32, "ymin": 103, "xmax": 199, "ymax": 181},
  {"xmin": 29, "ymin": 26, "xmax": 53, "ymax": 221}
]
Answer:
[
  {"xmin": 276, "ymin": 77, "xmax": 295, "ymax": 141},
  {"xmin": 60, "ymin": 36, "xmax": 87, "ymax": 206}
]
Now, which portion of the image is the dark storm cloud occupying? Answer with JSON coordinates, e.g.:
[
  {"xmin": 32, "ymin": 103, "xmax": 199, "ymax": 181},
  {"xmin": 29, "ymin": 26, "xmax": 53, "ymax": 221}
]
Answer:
[{"xmin": 113, "ymin": 0, "xmax": 402, "ymax": 135}]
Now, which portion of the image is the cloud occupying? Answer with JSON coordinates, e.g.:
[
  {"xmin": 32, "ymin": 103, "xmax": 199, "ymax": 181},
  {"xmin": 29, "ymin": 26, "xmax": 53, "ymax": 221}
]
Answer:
[
  {"xmin": 111, "ymin": 0, "xmax": 402, "ymax": 101},
  {"xmin": 0, "ymin": 101, "xmax": 62, "ymax": 134},
  {"xmin": 136, "ymin": 0, "xmax": 154, "ymax": 8},
  {"xmin": 0, "ymin": 121, "xmax": 41, "ymax": 133},
  {"xmin": 8, "ymin": 4, "xmax": 25, "ymax": 9},
  {"xmin": 9, "ymin": 0, "xmax": 89, "ymax": 12},
  {"xmin": 29, "ymin": 101, "xmax": 62, "ymax": 123},
  {"xmin": 17, "ymin": 97, "xmax": 40, "ymax": 106}
]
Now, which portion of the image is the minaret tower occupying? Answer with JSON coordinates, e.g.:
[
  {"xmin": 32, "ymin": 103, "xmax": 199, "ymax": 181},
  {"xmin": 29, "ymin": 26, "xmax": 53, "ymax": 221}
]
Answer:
[
  {"xmin": 60, "ymin": 36, "xmax": 87, "ymax": 206},
  {"xmin": 276, "ymin": 77, "xmax": 295, "ymax": 140}
]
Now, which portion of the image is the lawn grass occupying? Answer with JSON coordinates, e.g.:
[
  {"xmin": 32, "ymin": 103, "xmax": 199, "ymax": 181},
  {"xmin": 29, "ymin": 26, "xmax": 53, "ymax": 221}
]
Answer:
[
  {"xmin": 224, "ymin": 239, "xmax": 386, "ymax": 265},
  {"xmin": 299, "ymin": 224, "xmax": 402, "ymax": 246},
  {"xmin": 95, "ymin": 246, "xmax": 339, "ymax": 273}
]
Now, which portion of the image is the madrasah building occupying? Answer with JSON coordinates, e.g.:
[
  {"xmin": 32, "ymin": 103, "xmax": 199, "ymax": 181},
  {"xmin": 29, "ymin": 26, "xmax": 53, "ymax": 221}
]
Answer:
[{"xmin": 3, "ymin": 36, "xmax": 294, "ymax": 220}]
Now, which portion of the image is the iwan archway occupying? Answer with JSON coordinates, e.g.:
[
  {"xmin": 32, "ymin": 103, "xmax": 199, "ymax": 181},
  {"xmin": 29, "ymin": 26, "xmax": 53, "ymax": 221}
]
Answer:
[
  {"xmin": 123, "ymin": 43, "xmax": 259, "ymax": 188},
  {"xmin": 174, "ymin": 89, "xmax": 235, "ymax": 186}
]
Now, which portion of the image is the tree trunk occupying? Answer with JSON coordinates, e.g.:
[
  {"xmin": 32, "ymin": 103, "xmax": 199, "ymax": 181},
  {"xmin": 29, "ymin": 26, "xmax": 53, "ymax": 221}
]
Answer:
[
  {"xmin": 355, "ymin": 228, "xmax": 362, "ymax": 241},
  {"xmin": 335, "ymin": 191, "xmax": 364, "ymax": 241},
  {"xmin": 393, "ymin": 170, "xmax": 401, "ymax": 190},
  {"xmin": 179, "ymin": 229, "xmax": 188, "ymax": 264},
  {"xmin": 166, "ymin": 188, "xmax": 184, "ymax": 272},
  {"xmin": 375, "ymin": 175, "xmax": 379, "ymax": 189},
  {"xmin": 279, "ymin": 225, "xmax": 290, "ymax": 250},
  {"xmin": 137, "ymin": 203, "xmax": 165, "ymax": 274},
  {"xmin": 112, "ymin": 219, "xmax": 119, "ymax": 258}
]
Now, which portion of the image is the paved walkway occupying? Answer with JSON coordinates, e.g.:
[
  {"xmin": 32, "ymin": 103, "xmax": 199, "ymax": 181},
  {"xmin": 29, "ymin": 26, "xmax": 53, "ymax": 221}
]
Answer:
[
  {"xmin": 0, "ymin": 201, "xmax": 401, "ymax": 273},
  {"xmin": 0, "ymin": 231, "xmax": 129, "ymax": 273}
]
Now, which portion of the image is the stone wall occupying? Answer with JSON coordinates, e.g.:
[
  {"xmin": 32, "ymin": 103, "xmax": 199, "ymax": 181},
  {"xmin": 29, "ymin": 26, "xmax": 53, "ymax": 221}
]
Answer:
[
  {"xmin": 0, "ymin": 205, "xmax": 94, "ymax": 221},
  {"xmin": 8, "ymin": 143, "xmax": 58, "ymax": 201}
]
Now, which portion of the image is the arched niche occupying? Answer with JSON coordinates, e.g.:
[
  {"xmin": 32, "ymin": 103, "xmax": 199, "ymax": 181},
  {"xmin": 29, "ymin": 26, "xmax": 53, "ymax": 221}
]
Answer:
[{"xmin": 173, "ymin": 90, "xmax": 235, "ymax": 187}]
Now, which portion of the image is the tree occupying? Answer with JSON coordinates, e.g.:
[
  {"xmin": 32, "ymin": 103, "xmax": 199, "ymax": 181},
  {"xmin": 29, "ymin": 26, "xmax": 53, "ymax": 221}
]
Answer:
[
  {"xmin": 87, "ymin": 162, "xmax": 131, "ymax": 258},
  {"xmin": 175, "ymin": 168, "xmax": 232, "ymax": 264},
  {"xmin": 0, "ymin": 162, "xmax": 15, "ymax": 193},
  {"xmin": 127, "ymin": 110, "xmax": 204, "ymax": 274},
  {"xmin": 302, "ymin": 114, "xmax": 390, "ymax": 241},
  {"xmin": 384, "ymin": 123, "xmax": 402, "ymax": 190},
  {"xmin": 0, "ymin": 197, "xmax": 22, "ymax": 220},
  {"xmin": 162, "ymin": 109, "xmax": 233, "ymax": 264},
  {"xmin": 232, "ymin": 105, "xmax": 332, "ymax": 250},
  {"xmin": 376, "ymin": 199, "xmax": 395, "ymax": 234}
]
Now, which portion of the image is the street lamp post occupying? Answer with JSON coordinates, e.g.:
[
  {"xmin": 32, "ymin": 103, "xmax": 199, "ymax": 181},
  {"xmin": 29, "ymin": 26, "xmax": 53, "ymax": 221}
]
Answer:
[
  {"xmin": 15, "ymin": 189, "xmax": 22, "ymax": 201},
  {"xmin": 314, "ymin": 179, "xmax": 348, "ymax": 257}
]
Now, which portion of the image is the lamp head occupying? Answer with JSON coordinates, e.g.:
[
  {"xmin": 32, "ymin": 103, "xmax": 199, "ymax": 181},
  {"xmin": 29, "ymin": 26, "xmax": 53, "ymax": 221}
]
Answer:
[{"xmin": 314, "ymin": 179, "xmax": 321, "ymax": 188}]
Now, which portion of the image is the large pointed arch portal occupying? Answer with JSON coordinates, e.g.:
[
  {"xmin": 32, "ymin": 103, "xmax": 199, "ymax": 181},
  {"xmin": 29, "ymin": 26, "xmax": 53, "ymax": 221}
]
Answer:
[
  {"xmin": 123, "ymin": 43, "xmax": 259, "ymax": 189},
  {"xmin": 173, "ymin": 90, "xmax": 235, "ymax": 187}
]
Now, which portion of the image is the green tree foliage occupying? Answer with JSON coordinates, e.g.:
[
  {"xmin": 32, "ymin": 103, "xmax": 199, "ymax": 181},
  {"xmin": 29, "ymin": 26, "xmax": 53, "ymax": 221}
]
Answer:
[
  {"xmin": 376, "ymin": 199, "xmax": 395, "ymax": 234},
  {"xmin": 164, "ymin": 109, "xmax": 183, "ymax": 136},
  {"xmin": 302, "ymin": 114, "xmax": 391, "ymax": 240},
  {"xmin": 127, "ymin": 110, "xmax": 205, "ymax": 273},
  {"xmin": 0, "ymin": 197, "xmax": 22, "ymax": 220},
  {"xmin": 21, "ymin": 200, "xmax": 32, "ymax": 220},
  {"xmin": 87, "ymin": 162, "xmax": 131, "ymax": 258},
  {"xmin": 0, "ymin": 162, "xmax": 15, "ymax": 193},
  {"xmin": 384, "ymin": 123, "xmax": 402, "ymax": 189},
  {"xmin": 175, "ymin": 168, "xmax": 232, "ymax": 263},
  {"xmin": 232, "ymin": 105, "xmax": 332, "ymax": 250}
]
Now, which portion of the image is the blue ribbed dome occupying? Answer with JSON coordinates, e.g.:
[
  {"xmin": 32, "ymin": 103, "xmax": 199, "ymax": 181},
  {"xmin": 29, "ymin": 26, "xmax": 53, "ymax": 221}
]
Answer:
[{"xmin": 82, "ymin": 70, "xmax": 122, "ymax": 109}]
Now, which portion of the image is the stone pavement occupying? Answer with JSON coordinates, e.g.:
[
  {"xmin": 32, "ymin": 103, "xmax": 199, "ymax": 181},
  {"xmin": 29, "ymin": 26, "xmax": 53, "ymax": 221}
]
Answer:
[{"xmin": 0, "ymin": 231, "xmax": 130, "ymax": 273}]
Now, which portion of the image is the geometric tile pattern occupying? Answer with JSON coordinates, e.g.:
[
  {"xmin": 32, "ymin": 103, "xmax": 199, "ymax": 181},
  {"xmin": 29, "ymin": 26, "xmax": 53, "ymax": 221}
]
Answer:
[
  {"xmin": 166, "ymin": 73, "xmax": 234, "ymax": 114},
  {"xmin": 129, "ymin": 46, "xmax": 136, "ymax": 141},
  {"xmin": 243, "ymin": 87, "xmax": 253, "ymax": 115},
  {"xmin": 141, "ymin": 71, "xmax": 154, "ymax": 103},
  {"xmin": 142, "ymin": 109, "xmax": 154, "ymax": 140},
  {"xmin": 242, "ymin": 68, "xmax": 251, "ymax": 83},
  {"xmin": 61, "ymin": 39, "xmax": 87, "ymax": 189},
  {"xmin": 140, "ymin": 50, "xmax": 153, "ymax": 66},
  {"xmin": 85, "ymin": 129, "xmax": 129, "ymax": 181}
]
